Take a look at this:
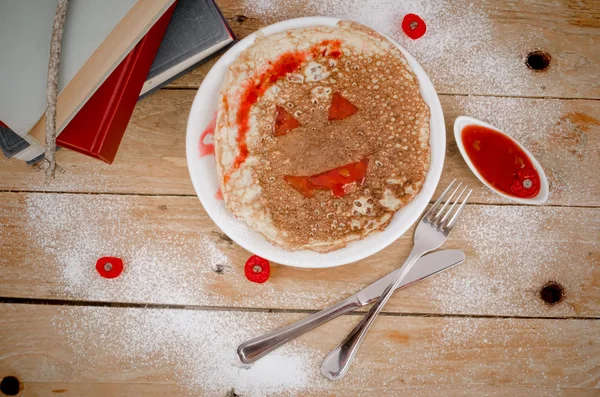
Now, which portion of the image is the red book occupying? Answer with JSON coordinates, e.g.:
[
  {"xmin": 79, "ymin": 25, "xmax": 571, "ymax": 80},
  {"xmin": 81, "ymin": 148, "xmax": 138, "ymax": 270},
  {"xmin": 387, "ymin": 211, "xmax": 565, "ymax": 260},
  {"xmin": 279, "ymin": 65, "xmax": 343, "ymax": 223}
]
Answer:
[{"xmin": 56, "ymin": 3, "xmax": 177, "ymax": 164}]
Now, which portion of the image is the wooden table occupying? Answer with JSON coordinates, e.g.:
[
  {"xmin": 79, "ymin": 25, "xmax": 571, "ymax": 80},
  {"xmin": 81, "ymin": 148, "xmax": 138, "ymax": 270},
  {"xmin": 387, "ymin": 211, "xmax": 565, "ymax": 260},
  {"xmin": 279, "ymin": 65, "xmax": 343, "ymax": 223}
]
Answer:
[{"xmin": 1, "ymin": 1, "xmax": 599, "ymax": 396}]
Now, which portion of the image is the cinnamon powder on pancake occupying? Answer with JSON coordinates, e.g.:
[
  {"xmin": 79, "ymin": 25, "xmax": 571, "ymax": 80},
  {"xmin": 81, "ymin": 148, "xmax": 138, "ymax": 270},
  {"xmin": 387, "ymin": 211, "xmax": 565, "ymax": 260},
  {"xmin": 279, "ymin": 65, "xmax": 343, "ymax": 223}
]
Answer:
[{"xmin": 216, "ymin": 22, "xmax": 430, "ymax": 251}]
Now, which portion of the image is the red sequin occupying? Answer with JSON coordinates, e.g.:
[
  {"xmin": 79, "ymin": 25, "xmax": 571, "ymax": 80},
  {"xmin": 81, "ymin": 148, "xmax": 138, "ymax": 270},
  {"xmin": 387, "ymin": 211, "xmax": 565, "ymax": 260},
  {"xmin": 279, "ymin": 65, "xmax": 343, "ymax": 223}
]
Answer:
[
  {"xmin": 96, "ymin": 256, "xmax": 124, "ymax": 279},
  {"xmin": 510, "ymin": 166, "xmax": 541, "ymax": 198},
  {"xmin": 245, "ymin": 255, "xmax": 271, "ymax": 284},
  {"xmin": 402, "ymin": 14, "xmax": 427, "ymax": 40}
]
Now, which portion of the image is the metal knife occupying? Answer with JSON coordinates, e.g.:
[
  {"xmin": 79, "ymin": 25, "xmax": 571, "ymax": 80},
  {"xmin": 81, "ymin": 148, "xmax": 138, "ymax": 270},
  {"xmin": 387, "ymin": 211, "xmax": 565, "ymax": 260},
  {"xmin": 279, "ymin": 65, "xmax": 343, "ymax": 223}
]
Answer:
[{"xmin": 237, "ymin": 249, "xmax": 465, "ymax": 364}]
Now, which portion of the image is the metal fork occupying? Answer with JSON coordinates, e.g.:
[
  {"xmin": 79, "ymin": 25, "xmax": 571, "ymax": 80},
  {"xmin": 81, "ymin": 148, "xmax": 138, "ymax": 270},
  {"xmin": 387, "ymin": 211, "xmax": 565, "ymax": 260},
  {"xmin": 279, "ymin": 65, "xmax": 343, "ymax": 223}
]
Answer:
[{"xmin": 321, "ymin": 180, "xmax": 472, "ymax": 380}]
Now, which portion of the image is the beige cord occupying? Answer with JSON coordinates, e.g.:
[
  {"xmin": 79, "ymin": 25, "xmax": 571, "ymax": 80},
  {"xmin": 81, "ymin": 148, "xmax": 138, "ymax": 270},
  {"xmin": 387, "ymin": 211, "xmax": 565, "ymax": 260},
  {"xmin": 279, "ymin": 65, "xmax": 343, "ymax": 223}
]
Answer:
[{"xmin": 44, "ymin": 0, "xmax": 69, "ymax": 182}]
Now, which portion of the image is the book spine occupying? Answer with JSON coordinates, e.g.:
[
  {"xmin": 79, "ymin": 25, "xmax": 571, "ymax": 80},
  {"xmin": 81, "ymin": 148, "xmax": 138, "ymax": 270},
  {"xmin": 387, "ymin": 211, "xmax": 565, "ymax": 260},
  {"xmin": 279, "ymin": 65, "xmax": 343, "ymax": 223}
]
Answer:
[
  {"xmin": 212, "ymin": 0, "xmax": 235, "ymax": 40},
  {"xmin": 139, "ymin": 40, "xmax": 233, "ymax": 99}
]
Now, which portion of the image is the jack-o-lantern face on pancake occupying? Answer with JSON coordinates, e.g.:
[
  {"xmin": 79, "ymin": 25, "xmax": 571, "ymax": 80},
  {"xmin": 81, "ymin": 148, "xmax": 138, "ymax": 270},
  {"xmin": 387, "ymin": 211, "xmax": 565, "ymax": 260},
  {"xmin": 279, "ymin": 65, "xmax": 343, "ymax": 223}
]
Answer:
[
  {"xmin": 275, "ymin": 92, "xmax": 363, "ymax": 198},
  {"xmin": 214, "ymin": 21, "xmax": 430, "ymax": 252}
]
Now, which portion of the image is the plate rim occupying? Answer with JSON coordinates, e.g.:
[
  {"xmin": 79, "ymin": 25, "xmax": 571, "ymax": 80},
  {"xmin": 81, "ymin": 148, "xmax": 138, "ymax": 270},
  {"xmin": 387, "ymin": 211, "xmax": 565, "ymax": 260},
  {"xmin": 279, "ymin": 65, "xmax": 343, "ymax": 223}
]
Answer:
[{"xmin": 186, "ymin": 17, "xmax": 446, "ymax": 268}]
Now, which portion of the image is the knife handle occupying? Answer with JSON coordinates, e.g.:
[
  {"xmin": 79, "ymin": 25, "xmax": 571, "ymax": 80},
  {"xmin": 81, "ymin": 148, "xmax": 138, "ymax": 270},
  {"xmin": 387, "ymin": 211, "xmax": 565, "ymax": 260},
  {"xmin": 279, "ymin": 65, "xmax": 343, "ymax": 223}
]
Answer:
[{"xmin": 237, "ymin": 297, "xmax": 361, "ymax": 364}]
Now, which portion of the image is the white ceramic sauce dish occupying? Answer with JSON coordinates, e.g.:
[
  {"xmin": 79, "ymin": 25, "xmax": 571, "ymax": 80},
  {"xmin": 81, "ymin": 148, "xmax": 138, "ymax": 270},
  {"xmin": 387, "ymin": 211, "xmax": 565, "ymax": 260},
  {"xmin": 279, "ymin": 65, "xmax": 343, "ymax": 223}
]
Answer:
[
  {"xmin": 186, "ymin": 17, "xmax": 446, "ymax": 268},
  {"xmin": 453, "ymin": 116, "xmax": 549, "ymax": 205}
]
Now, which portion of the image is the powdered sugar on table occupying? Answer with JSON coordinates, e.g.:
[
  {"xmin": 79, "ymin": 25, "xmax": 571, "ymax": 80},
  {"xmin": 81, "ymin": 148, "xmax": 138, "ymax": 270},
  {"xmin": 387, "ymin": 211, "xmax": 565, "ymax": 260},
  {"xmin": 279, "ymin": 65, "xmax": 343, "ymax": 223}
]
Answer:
[
  {"xmin": 242, "ymin": 0, "xmax": 555, "ymax": 97},
  {"xmin": 23, "ymin": 193, "xmax": 357, "ymax": 307}
]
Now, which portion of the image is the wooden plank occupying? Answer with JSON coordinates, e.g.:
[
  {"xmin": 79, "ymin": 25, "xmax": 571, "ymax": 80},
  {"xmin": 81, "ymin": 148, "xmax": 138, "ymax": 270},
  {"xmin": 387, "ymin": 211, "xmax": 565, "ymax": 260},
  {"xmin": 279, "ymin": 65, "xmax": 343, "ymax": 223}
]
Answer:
[
  {"xmin": 13, "ymin": 383, "xmax": 600, "ymax": 397},
  {"xmin": 0, "ymin": 304, "xmax": 598, "ymax": 396},
  {"xmin": 437, "ymin": 95, "xmax": 600, "ymax": 207},
  {"xmin": 165, "ymin": 0, "xmax": 600, "ymax": 99},
  {"xmin": 0, "ymin": 91, "xmax": 598, "ymax": 207},
  {"xmin": 0, "ymin": 91, "xmax": 194, "ymax": 196},
  {"xmin": 1, "ymin": 192, "xmax": 598, "ymax": 317}
]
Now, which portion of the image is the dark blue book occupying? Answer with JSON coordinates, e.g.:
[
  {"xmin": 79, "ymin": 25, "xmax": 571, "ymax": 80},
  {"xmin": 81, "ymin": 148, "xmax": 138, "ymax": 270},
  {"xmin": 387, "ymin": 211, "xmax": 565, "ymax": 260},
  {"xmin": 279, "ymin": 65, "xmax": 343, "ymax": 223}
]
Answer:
[{"xmin": 140, "ymin": 0, "xmax": 235, "ymax": 97}]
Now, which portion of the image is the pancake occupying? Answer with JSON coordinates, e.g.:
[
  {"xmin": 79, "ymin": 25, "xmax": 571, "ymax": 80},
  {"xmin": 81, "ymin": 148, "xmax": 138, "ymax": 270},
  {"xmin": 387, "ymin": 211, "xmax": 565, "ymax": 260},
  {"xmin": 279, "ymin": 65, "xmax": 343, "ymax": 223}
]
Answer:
[{"xmin": 214, "ymin": 20, "xmax": 430, "ymax": 253}]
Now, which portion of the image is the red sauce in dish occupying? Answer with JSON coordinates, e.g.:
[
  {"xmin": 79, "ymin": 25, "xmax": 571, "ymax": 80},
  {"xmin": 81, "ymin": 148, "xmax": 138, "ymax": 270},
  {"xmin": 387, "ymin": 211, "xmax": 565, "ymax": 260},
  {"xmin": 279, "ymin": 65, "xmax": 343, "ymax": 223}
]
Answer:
[
  {"xmin": 224, "ymin": 40, "xmax": 345, "ymax": 183},
  {"xmin": 284, "ymin": 158, "xmax": 369, "ymax": 198},
  {"xmin": 461, "ymin": 125, "xmax": 540, "ymax": 198}
]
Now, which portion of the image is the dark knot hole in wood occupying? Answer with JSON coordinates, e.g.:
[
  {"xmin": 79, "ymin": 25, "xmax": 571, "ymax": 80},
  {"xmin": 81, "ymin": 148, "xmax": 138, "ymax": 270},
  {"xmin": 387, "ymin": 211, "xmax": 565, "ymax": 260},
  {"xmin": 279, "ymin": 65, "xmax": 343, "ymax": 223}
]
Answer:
[
  {"xmin": 539, "ymin": 281, "xmax": 564, "ymax": 305},
  {"xmin": 526, "ymin": 51, "xmax": 551, "ymax": 71},
  {"xmin": 0, "ymin": 376, "xmax": 21, "ymax": 396}
]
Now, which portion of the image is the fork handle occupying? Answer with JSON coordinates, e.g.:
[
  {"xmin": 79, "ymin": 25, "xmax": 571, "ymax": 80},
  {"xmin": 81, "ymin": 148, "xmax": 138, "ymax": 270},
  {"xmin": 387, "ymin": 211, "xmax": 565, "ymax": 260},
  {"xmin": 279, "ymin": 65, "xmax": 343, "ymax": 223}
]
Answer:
[
  {"xmin": 237, "ymin": 296, "xmax": 361, "ymax": 364},
  {"xmin": 321, "ymin": 250, "xmax": 423, "ymax": 380}
]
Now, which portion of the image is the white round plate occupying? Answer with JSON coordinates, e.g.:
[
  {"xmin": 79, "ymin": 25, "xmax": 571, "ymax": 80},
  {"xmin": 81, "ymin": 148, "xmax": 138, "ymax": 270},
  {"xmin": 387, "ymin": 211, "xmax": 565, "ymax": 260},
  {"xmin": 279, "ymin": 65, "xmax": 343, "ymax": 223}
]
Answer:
[{"xmin": 186, "ymin": 17, "xmax": 446, "ymax": 268}]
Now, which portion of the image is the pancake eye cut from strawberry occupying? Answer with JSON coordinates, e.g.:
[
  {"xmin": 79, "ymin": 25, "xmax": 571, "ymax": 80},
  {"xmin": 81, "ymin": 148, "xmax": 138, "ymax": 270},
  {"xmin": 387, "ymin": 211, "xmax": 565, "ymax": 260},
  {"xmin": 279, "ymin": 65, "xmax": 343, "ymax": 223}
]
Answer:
[
  {"xmin": 273, "ymin": 105, "xmax": 300, "ymax": 136},
  {"xmin": 328, "ymin": 92, "xmax": 358, "ymax": 121}
]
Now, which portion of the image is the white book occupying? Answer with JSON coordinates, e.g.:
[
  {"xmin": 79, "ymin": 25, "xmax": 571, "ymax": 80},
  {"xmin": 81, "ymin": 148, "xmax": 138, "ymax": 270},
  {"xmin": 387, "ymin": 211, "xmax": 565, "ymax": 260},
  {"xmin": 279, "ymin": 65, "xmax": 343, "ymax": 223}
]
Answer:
[{"xmin": 0, "ymin": 0, "xmax": 138, "ymax": 136}]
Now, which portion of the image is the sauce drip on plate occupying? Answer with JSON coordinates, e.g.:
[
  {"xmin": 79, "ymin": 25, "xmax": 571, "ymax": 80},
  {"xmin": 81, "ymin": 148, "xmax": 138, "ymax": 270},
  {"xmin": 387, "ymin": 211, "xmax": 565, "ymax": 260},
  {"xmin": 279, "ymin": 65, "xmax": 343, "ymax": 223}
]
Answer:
[{"xmin": 461, "ymin": 125, "xmax": 540, "ymax": 198}]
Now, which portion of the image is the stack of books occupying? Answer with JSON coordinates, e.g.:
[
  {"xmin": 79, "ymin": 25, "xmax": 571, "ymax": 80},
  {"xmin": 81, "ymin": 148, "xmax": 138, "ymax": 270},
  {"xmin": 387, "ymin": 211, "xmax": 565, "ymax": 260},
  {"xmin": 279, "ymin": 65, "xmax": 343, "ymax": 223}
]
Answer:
[{"xmin": 0, "ymin": 0, "xmax": 234, "ymax": 164}]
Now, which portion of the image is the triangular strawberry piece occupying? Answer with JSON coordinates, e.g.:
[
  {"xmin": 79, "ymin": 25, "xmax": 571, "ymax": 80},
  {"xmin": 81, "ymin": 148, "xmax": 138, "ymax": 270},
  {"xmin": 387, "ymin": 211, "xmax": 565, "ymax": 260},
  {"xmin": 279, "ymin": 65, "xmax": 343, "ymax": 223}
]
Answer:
[
  {"xmin": 328, "ymin": 92, "xmax": 358, "ymax": 121},
  {"xmin": 273, "ymin": 106, "xmax": 300, "ymax": 137}
]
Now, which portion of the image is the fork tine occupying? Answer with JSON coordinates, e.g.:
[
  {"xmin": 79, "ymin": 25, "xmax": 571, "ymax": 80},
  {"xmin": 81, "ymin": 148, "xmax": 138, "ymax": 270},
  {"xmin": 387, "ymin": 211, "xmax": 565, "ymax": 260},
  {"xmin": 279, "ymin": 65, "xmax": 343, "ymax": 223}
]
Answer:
[
  {"xmin": 438, "ymin": 185, "xmax": 467, "ymax": 225},
  {"xmin": 443, "ymin": 188, "xmax": 473, "ymax": 230},
  {"xmin": 433, "ymin": 182, "xmax": 463, "ymax": 223},
  {"xmin": 424, "ymin": 179, "xmax": 456, "ymax": 220}
]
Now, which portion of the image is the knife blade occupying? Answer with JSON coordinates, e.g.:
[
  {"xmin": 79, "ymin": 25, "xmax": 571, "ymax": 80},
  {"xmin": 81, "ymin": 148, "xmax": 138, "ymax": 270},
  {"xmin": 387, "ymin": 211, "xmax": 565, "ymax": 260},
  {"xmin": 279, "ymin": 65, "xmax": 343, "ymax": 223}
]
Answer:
[
  {"xmin": 237, "ymin": 249, "xmax": 465, "ymax": 364},
  {"xmin": 355, "ymin": 249, "xmax": 465, "ymax": 306}
]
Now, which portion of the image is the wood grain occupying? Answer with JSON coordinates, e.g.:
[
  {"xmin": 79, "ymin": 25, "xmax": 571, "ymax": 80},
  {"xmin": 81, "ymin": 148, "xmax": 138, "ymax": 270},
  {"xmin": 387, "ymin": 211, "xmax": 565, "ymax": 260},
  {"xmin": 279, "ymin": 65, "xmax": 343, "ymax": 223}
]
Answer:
[
  {"xmin": 1, "ymin": 1, "xmax": 599, "ymax": 395},
  {"xmin": 1, "ymin": 91, "xmax": 598, "ymax": 207},
  {"xmin": 0, "ymin": 304, "xmax": 598, "ymax": 396},
  {"xmin": 165, "ymin": 0, "xmax": 600, "ymax": 99},
  {"xmin": 14, "ymin": 383, "xmax": 600, "ymax": 397},
  {"xmin": 2, "ymin": 192, "xmax": 597, "ymax": 317}
]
